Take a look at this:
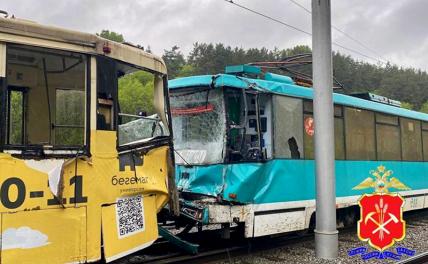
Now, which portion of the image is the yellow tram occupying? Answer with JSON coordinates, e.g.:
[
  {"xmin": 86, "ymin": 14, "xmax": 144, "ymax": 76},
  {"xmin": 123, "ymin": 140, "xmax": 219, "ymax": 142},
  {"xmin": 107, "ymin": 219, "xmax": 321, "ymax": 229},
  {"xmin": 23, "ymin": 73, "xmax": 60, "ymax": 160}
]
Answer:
[{"xmin": 0, "ymin": 16, "xmax": 175, "ymax": 263}]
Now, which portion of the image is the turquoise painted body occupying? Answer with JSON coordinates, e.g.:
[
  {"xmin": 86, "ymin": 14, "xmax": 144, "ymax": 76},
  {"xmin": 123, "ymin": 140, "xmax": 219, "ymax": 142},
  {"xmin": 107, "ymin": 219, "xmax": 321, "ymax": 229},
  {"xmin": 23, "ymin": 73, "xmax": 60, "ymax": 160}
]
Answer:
[{"xmin": 176, "ymin": 160, "xmax": 428, "ymax": 204}]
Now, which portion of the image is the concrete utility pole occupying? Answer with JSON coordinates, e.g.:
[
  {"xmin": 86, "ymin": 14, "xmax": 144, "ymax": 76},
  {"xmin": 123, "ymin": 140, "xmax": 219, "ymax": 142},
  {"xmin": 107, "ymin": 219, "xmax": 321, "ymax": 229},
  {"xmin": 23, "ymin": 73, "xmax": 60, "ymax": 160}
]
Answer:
[{"xmin": 311, "ymin": 0, "xmax": 338, "ymax": 259}]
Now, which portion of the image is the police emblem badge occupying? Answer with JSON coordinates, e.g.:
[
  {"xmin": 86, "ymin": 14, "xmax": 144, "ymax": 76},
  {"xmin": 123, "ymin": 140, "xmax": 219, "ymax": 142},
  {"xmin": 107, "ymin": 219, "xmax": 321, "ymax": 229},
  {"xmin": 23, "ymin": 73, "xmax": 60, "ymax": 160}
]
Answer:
[{"xmin": 348, "ymin": 165, "xmax": 416, "ymax": 261}]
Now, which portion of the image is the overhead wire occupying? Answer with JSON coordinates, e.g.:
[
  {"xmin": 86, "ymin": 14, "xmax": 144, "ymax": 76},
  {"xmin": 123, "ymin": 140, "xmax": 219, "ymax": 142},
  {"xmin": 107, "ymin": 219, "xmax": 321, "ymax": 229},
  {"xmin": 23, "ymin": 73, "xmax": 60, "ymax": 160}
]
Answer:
[
  {"xmin": 286, "ymin": 0, "xmax": 388, "ymax": 64},
  {"xmin": 224, "ymin": 0, "xmax": 386, "ymax": 65},
  {"xmin": 224, "ymin": 0, "xmax": 311, "ymax": 36}
]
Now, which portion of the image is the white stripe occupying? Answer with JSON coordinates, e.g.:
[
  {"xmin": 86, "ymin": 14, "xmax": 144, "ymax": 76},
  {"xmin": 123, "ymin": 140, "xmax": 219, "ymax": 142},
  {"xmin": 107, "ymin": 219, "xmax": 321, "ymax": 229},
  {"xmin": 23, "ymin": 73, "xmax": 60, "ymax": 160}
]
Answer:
[{"xmin": 252, "ymin": 189, "xmax": 428, "ymax": 212}]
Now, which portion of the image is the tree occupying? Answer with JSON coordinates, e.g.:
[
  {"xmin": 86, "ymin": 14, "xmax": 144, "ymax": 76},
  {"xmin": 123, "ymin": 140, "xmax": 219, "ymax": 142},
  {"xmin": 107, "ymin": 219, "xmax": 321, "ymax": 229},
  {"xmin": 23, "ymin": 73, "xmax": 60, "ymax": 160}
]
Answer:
[
  {"xmin": 419, "ymin": 101, "xmax": 428, "ymax": 113},
  {"xmin": 118, "ymin": 71, "xmax": 155, "ymax": 116},
  {"xmin": 177, "ymin": 64, "xmax": 196, "ymax": 78},
  {"xmin": 401, "ymin": 102, "xmax": 413, "ymax": 110},
  {"xmin": 163, "ymin": 46, "xmax": 186, "ymax": 79},
  {"xmin": 97, "ymin": 30, "xmax": 124, "ymax": 43}
]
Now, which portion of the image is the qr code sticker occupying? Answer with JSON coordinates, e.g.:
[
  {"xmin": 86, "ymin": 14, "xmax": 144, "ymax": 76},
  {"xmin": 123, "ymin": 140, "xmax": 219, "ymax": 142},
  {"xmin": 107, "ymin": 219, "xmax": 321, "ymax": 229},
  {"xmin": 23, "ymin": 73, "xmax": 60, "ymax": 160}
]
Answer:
[{"xmin": 116, "ymin": 195, "xmax": 145, "ymax": 239}]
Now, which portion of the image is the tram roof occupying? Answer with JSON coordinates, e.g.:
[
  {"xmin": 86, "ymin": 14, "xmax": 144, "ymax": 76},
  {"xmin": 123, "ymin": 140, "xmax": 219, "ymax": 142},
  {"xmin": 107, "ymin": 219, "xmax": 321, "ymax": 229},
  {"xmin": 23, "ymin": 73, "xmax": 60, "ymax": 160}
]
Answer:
[
  {"xmin": 0, "ymin": 17, "xmax": 166, "ymax": 74},
  {"xmin": 169, "ymin": 74, "xmax": 428, "ymax": 122}
]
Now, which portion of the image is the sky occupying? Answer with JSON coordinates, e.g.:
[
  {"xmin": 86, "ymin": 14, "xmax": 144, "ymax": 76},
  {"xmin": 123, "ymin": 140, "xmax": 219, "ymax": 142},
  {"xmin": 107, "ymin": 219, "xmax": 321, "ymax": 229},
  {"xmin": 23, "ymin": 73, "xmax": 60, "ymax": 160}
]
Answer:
[{"xmin": 2, "ymin": 0, "xmax": 427, "ymax": 70}]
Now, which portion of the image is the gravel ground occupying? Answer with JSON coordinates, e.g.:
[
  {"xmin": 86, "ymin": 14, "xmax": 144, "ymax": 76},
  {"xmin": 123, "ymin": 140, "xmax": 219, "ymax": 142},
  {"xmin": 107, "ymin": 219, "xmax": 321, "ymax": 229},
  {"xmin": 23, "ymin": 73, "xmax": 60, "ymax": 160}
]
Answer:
[{"xmin": 214, "ymin": 210, "xmax": 428, "ymax": 264}]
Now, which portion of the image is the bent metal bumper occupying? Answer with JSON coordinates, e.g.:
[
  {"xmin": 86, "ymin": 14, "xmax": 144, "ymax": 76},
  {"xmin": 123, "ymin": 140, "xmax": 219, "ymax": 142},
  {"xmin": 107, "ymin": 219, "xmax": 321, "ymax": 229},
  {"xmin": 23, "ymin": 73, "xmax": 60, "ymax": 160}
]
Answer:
[{"xmin": 179, "ymin": 200, "xmax": 253, "ymax": 226}]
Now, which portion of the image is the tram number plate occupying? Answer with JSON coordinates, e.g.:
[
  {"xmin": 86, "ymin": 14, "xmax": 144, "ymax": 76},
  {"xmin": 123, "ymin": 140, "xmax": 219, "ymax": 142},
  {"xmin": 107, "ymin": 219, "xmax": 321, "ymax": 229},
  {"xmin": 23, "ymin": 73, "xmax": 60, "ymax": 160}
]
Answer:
[
  {"xmin": 0, "ymin": 176, "xmax": 87, "ymax": 209},
  {"xmin": 116, "ymin": 195, "xmax": 145, "ymax": 238}
]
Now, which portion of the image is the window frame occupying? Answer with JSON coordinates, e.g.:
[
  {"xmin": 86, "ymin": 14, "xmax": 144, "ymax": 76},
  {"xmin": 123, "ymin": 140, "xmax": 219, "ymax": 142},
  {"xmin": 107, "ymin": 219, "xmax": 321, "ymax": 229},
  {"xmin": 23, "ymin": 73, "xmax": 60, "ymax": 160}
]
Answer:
[
  {"xmin": 1, "ymin": 43, "xmax": 91, "ymax": 158},
  {"xmin": 112, "ymin": 58, "xmax": 171, "ymax": 153},
  {"xmin": 224, "ymin": 87, "xmax": 266, "ymax": 164},
  {"xmin": 272, "ymin": 95, "xmax": 304, "ymax": 160},
  {"xmin": 303, "ymin": 100, "xmax": 345, "ymax": 160},
  {"xmin": 343, "ymin": 106, "xmax": 376, "ymax": 161},
  {"xmin": 400, "ymin": 117, "xmax": 423, "ymax": 161}
]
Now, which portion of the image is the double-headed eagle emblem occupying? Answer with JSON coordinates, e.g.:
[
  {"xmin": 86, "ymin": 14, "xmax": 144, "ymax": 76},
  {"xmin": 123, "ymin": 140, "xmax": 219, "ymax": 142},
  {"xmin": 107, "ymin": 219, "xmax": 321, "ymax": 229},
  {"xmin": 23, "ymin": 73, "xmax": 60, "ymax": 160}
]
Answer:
[{"xmin": 353, "ymin": 165, "xmax": 410, "ymax": 193}]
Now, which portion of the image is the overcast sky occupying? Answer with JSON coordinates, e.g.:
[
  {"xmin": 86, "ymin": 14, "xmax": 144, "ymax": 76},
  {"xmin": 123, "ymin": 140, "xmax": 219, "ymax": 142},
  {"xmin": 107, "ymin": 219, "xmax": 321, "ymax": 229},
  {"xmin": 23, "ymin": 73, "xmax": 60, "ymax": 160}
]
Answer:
[{"xmin": 2, "ymin": 0, "xmax": 427, "ymax": 70}]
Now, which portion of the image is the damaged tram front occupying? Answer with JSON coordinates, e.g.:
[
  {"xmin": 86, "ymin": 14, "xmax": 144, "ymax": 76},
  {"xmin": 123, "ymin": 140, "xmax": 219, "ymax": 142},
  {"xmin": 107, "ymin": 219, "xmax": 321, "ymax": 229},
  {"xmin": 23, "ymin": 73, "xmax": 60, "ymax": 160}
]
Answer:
[{"xmin": 0, "ymin": 17, "xmax": 175, "ymax": 263}]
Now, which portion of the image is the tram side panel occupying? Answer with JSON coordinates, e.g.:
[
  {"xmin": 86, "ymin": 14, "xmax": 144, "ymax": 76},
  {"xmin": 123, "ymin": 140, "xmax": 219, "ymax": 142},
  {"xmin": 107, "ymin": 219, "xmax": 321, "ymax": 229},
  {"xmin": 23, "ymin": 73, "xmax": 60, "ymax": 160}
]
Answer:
[{"xmin": 0, "ymin": 133, "xmax": 170, "ymax": 263}]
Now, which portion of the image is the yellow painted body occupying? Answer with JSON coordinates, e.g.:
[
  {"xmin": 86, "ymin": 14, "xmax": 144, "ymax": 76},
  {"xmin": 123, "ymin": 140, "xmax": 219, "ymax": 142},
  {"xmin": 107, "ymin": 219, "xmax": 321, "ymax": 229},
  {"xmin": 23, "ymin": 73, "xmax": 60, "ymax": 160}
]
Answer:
[{"xmin": 0, "ymin": 131, "xmax": 170, "ymax": 263}]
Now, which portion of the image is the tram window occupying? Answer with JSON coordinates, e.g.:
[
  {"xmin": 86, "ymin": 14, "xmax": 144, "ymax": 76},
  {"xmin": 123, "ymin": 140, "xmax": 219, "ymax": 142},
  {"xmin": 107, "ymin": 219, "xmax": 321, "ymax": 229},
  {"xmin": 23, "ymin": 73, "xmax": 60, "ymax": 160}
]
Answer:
[
  {"xmin": 303, "ymin": 102, "xmax": 344, "ymax": 160},
  {"xmin": 303, "ymin": 114, "xmax": 345, "ymax": 160},
  {"xmin": 55, "ymin": 89, "xmax": 85, "ymax": 145},
  {"xmin": 345, "ymin": 107, "xmax": 376, "ymax": 160},
  {"xmin": 7, "ymin": 89, "xmax": 24, "ymax": 144},
  {"xmin": 400, "ymin": 118, "xmax": 422, "ymax": 161},
  {"xmin": 5, "ymin": 45, "xmax": 86, "ymax": 148},
  {"xmin": 375, "ymin": 113, "xmax": 400, "ymax": 160},
  {"xmin": 376, "ymin": 125, "xmax": 401, "ymax": 160},
  {"xmin": 117, "ymin": 64, "xmax": 167, "ymax": 146},
  {"xmin": 273, "ymin": 96, "xmax": 303, "ymax": 159}
]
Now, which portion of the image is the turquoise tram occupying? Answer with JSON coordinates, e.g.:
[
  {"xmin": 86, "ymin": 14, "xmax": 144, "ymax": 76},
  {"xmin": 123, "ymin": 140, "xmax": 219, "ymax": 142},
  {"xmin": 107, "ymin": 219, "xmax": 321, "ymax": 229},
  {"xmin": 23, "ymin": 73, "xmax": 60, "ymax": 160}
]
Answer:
[{"xmin": 168, "ymin": 65, "xmax": 428, "ymax": 237}]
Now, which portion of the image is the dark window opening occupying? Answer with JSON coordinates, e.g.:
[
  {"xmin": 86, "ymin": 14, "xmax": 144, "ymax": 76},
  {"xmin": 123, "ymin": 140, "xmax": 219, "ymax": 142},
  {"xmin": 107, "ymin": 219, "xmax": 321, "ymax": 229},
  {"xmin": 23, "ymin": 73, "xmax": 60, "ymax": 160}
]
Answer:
[
  {"xmin": 7, "ymin": 87, "xmax": 26, "ymax": 145},
  {"xmin": 226, "ymin": 90, "xmax": 266, "ymax": 162},
  {"xmin": 96, "ymin": 57, "xmax": 169, "ymax": 147},
  {"xmin": 4, "ymin": 44, "xmax": 87, "ymax": 149}
]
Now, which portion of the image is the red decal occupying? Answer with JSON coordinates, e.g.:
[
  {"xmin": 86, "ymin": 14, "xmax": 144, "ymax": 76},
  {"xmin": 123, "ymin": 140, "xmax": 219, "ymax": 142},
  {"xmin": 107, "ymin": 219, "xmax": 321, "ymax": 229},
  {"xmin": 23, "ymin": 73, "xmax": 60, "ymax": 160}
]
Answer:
[
  {"xmin": 171, "ymin": 104, "xmax": 214, "ymax": 116},
  {"xmin": 304, "ymin": 117, "xmax": 314, "ymax": 136}
]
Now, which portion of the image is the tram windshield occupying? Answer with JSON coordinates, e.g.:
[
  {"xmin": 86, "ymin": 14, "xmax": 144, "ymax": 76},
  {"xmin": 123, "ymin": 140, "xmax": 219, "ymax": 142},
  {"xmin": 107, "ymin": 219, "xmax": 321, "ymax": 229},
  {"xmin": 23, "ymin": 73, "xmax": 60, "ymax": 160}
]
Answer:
[{"xmin": 171, "ymin": 88, "xmax": 226, "ymax": 164}]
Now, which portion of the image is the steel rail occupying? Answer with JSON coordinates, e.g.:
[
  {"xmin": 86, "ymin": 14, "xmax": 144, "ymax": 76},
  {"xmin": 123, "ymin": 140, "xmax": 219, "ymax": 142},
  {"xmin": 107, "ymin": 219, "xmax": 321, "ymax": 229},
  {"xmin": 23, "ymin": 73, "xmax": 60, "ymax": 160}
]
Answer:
[{"xmin": 397, "ymin": 252, "xmax": 428, "ymax": 264}]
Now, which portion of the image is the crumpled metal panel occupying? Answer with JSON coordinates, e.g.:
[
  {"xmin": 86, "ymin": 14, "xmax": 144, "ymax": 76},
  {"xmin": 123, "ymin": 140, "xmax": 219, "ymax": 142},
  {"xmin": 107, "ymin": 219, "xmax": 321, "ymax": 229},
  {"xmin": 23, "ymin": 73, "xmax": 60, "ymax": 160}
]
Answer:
[
  {"xmin": 176, "ymin": 164, "xmax": 227, "ymax": 197},
  {"xmin": 176, "ymin": 160, "xmax": 427, "ymax": 205}
]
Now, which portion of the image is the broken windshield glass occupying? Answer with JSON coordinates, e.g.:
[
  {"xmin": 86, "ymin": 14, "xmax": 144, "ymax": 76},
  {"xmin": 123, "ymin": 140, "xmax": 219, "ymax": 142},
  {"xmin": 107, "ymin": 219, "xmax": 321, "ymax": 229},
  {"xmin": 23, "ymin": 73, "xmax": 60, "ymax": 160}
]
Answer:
[
  {"xmin": 171, "ymin": 88, "xmax": 226, "ymax": 165},
  {"xmin": 118, "ymin": 114, "xmax": 167, "ymax": 146}
]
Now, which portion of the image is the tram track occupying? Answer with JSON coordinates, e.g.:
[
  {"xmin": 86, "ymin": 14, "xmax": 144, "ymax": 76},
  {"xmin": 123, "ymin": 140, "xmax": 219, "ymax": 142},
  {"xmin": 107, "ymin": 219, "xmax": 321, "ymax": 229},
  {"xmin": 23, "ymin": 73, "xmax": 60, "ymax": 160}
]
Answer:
[
  {"xmin": 115, "ymin": 226, "xmax": 353, "ymax": 264},
  {"xmin": 397, "ymin": 251, "xmax": 428, "ymax": 264},
  {"xmin": 114, "ymin": 209, "xmax": 428, "ymax": 264}
]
